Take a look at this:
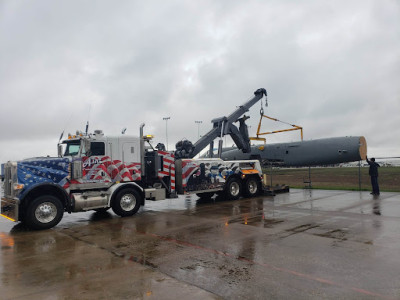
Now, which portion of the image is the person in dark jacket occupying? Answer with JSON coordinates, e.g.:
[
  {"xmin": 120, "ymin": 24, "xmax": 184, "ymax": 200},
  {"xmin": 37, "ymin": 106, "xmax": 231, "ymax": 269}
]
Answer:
[{"xmin": 366, "ymin": 157, "xmax": 380, "ymax": 195}]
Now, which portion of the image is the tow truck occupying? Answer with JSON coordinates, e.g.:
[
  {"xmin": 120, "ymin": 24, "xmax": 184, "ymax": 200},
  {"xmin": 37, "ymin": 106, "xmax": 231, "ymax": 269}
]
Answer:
[{"xmin": 1, "ymin": 88, "xmax": 268, "ymax": 230}]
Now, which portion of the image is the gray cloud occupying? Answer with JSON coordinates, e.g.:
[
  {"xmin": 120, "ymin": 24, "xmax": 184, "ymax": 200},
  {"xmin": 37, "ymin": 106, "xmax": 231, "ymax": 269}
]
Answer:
[{"xmin": 0, "ymin": 0, "xmax": 399, "ymax": 162}]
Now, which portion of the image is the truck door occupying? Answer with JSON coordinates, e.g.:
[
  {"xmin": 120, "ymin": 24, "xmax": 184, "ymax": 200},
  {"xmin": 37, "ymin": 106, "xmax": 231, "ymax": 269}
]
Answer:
[
  {"xmin": 122, "ymin": 142, "xmax": 139, "ymax": 164},
  {"xmin": 80, "ymin": 141, "xmax": 108, "ymax": 183},
  {"xmin": 121, "ymin": 141, "xmax": 141, "ymax": 181}
]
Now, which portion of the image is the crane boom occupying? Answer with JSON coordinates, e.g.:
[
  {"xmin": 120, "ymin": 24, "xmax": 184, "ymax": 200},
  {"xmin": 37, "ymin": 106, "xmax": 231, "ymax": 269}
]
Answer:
[{"xmin": 175, "ymin": 88, "xmax": 267, "ymax": 159}]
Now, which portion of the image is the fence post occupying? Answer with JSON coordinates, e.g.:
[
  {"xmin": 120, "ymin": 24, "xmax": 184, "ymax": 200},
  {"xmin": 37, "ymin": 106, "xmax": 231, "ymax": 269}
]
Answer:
[
  {"xmin": 270, "ymin": 163, "xmax": 273, "ymax": 187},
  {"xmin": 358, "ymin": 160, "xmax": 361, "ymax": 191}
]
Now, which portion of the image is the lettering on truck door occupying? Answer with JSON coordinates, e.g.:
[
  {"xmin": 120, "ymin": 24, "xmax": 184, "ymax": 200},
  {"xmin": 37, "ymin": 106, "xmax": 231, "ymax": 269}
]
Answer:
[
  {"xmin": 82, "ymin": 141, "xmax": 142, "ymax": 183},
  {"xmin": 81, "ymin": 141, "xmax": 112, "ymax": 183}
]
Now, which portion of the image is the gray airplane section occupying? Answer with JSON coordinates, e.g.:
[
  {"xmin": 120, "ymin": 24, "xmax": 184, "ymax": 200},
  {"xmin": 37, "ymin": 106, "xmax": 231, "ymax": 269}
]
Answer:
[{"xmin": 215, "ymin": 136, "xmax": 367, "ymax": 167}]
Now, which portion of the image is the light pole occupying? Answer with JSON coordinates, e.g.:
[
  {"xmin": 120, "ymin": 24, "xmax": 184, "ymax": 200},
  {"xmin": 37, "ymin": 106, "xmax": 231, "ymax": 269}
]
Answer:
[
  {"xmin": 195, "ymin": 120, "xmax": 202, "ymax": 139},
  {"xmin": 163, "ymin": 117, "xmax": 170, "ymax": 150}
]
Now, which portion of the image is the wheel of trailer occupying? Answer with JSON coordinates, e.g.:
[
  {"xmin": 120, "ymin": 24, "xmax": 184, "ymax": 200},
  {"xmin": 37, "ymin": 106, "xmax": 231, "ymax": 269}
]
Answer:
[
  {"xmin": 25, "ymin": 195, "xmax": 64, "ymax": 230},
  {"xmin": 225, "ymin": 178, "xmax": 242, "ymax": 200},
  {"xmin": 243, "ymin": 177, "xmax": 260, "ymax": 198},
  {"xmin": 112, "ymin": 188, "xmax": 141, "ymax": 217}
]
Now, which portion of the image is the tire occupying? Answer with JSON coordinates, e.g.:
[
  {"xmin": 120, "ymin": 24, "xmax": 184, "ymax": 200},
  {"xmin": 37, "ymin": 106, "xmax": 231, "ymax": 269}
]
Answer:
[
  {"xmin": 111, "ymin": 188, "xmax": 141, "ymax": 217},
  {"xmin": 244, "ymin": 177, "xmax": 261, "ymax": 198},
  {"xmin": 224, "ymin": 178, "xmax": 242, "ymax": 200},
  {"xmin": 25, "ymin": 195, "xmax": 64, "ymax": 230},
  {"xmin": 196, "ymin": 192, "xmax": 214, "ymax": 199}
]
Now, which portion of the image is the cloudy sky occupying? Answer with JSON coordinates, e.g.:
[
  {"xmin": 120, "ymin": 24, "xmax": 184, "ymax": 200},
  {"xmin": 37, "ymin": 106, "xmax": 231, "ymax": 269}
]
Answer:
[{"xmin": 1, "ymin": 0, "xmax": 399, "ymax": 162}]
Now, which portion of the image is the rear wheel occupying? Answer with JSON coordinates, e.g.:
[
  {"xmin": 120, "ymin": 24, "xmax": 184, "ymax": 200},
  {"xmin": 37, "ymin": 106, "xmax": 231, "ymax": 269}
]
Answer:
[
  {"xmin": 112, "ymin": 188, "xmax": 141, "ymax": 217},
  {"xmin": 225, "ymin": 178, "xmax": 242, "ymax": 200},
  {"xmin": 25, "ymin": 195, "xmax": 64, "ymax": 230},
  {"xmin": 244, "ymin": 177, "xmax": 261, "ymax": 197}
]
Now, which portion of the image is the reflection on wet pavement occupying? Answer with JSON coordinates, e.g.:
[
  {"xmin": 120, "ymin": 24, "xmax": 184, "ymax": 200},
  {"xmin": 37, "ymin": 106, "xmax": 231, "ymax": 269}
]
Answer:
[{"xmin": 2, "ymin": 189, "xmax": 400, "ymax": 299}]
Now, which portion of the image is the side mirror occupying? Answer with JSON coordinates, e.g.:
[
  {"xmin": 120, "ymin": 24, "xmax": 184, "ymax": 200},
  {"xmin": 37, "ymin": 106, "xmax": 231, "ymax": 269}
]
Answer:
[
  {"xmin": 57, "ymin": 144, "xmax": 63, "ymax": 157},
  {"xmin": 83, "ymin": 139, "xmax": 91, "ymax": 156}
]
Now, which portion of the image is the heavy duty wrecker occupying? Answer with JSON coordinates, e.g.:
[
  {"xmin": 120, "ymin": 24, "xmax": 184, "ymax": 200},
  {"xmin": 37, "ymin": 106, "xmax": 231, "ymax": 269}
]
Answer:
[{"xmin": 1, "ymin": 88, "xmax": 272, "ymax": 230}]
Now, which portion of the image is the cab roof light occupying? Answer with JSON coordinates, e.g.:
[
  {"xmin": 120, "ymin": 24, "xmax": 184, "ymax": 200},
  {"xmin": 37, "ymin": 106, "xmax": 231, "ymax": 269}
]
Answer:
[{"xmin": 143, "ymin": 134, "xmax": 154, "ymax": 140}]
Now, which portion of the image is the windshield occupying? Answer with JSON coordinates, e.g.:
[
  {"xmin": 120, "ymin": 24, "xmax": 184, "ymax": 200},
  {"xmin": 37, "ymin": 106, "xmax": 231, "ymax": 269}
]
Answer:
[{"xmin": 63, "ymin": 140, "xmax": 81, "ymax": 156}]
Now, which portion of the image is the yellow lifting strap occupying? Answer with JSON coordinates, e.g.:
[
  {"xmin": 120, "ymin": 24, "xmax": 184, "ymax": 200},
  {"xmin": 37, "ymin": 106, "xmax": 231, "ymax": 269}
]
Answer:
[{"xmin": 250, "ymin": 112, "xmax": 303, "ymax": 143}]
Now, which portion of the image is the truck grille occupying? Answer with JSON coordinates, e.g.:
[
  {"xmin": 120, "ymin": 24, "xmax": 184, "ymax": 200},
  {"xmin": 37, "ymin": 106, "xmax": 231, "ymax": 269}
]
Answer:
[{"xmin": 3, "ymin": 162, "xmax": 17, "ymax": 198}]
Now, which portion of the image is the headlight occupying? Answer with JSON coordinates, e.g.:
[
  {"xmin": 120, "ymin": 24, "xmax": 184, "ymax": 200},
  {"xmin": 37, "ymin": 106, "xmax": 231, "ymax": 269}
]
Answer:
[{"xmin": 13, "ymin": 183, "xmax": 24, "ymax": 190}]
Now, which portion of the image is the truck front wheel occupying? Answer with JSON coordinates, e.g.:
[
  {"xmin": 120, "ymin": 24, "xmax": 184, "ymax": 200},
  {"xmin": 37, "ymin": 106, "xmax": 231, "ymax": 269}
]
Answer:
[
  {"xmin": 25, "ymin": 195, "xmax": 64, "ymax": 230},
  {"xmin": 225, "ymin": 178, "xmax": 242, "ymax": 200},
  {"xmin": 112, "ymin": 188, "xmax": 141, "ymax": 217}
]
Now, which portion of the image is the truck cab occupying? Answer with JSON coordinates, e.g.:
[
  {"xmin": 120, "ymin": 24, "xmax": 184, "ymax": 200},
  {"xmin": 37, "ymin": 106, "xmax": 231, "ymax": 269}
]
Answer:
[
  {"xmin": 1, "ymin": 129, "xmax": 169, "ymax": 230},
  {"xmin": 61, "ymin": 130, "xmax": 141, "ymax": 164}
]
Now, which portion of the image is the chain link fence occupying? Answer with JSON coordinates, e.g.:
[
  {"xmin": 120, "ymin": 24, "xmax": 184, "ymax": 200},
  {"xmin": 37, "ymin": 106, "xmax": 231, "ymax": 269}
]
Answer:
[{"xmin": 262, "ymin": 158, "xmax": 400, "ymax": 192}]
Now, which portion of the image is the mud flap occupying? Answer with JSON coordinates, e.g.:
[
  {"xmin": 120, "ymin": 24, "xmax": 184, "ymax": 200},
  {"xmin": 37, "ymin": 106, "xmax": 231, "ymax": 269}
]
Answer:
[{"xmin": 1, "ymin": 198, "xmax": 19, "ymax": 221}]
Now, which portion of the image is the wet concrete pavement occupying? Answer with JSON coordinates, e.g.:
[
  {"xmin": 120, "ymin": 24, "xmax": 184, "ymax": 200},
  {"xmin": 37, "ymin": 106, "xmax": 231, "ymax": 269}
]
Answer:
[{"xmin": 1, "ymin": 189, "xmax": 400, "ymax": 299}]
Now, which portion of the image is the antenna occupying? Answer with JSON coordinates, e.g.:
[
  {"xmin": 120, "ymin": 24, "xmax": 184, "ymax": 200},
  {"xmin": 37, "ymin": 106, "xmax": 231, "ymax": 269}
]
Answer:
[
  {"xmin": 85, "ymin": 121, "xmax": 89, "ymax": 136},
  {"xmin": 58, "ymin": 131, "xmax": 64, "ymax": 143},
  {"xmin": 58, "ymin": 112, "xmax": 72, "ymax": 143},
  {"xmin": 122, "ymin": 127, "xmax": 127, "ymax": 134},
  {"xmin": 85, "ymin": 104, "xmax": 92, "ymax": 136}
]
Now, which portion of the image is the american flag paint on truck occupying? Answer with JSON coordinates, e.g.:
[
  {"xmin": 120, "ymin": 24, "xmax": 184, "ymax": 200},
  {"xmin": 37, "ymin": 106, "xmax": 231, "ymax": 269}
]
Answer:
[{"xmin": 157, "ymin": 150, "xmax": 176, "ymax": 192}]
